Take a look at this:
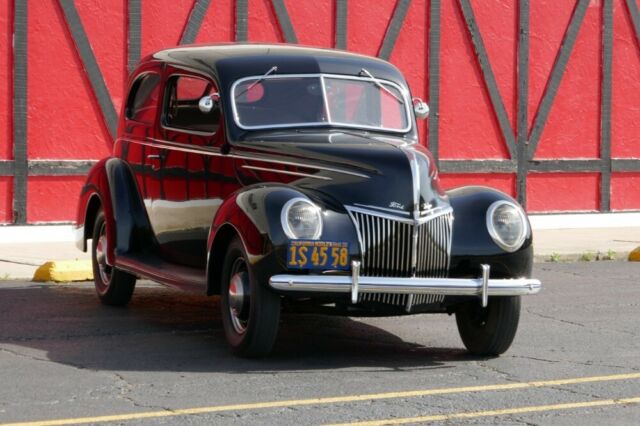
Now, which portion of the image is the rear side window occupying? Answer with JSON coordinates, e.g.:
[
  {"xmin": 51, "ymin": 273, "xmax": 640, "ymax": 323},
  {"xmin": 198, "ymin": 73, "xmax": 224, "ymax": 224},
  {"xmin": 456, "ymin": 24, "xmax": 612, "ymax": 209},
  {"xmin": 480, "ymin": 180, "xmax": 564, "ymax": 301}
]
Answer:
[
  {"xmin": 164, "ymin": 75, "xmax": 220, "ymax": 134},
  {"xmin": 126, "ymin": 73, "xmax": 161, "ymax": 123}
]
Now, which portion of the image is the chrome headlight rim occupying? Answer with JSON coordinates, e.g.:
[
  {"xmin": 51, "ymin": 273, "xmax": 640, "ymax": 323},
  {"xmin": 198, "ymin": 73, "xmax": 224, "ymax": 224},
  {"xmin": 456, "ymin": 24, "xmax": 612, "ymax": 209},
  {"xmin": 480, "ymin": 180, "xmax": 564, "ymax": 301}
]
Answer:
[
  {"xmin": 486, "ymin": 200, "xmax": 528, "ymax": 252},
  {"xmin": 280, "ymin": 197, "xmax": 323, "ymax": 240}
]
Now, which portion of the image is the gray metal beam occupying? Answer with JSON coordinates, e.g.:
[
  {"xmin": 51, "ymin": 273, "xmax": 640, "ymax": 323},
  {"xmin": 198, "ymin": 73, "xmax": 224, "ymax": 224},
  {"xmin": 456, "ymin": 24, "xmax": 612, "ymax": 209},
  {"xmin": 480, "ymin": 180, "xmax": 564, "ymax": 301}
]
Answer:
[
  {"xmin": 13, "ymin": 0, "xmax": 28, "ymax": 224},
  {"xmin": 271, "ymin": 0, "xmax": 298, "ymax": 43},
  {"xmin": 0, "ymin": 161, "xmax": 14, "ymax": 177},
  {"xmin": 335, "ymin": 0, "xmax": 348, "ymax": 49},
  {"xmin": 528, "ymin": 159, "xmax": 602, "ymax": 172},
  {"xmin": 180, "ymin": 0, "xmax": 211, "ymax": 45},
  {"xmin": 612, "ymin": 159, "xmax": 640, "ymax": 172},
  {"xmin": 517, "ymin": 0, "xmax": 529, "ymax": 208},
  {"xmin": 59, "ymin": 0, "xmax": 118, "ymax": 139},
  {"xmin": 378, "ymin": 0, "xmax": 411, "ymax": 60},
  {"xmin": 527, "ymin": 0, "xmax": 589, "ymax": 160},
  {"xmin": 428, "ymin": 0, "xmax": 441, "ymax": 166},
  {"xmin": 600, "ymin": 0, "xmax": 613, "ymax": 211},
  {"xmin": 459, "ymin": 0, "xmax": 517, "ymax": 160},
  {"xmin": 438, "ymin": 159, "xmax": 640, "ymax": 174},
  {"xmin": 440, "ymin": 160, "xmax": 517, "ymax": 173},
  {"xmin": 626, "ymin": 0, "xmax": 640, "ymax": 45},
  {"xmin": 28, "ymin": 160, "xmax": 97, "ymax": 176},
  {"xmin": 127, "ymin": 0, "xmax": 141, "ymax": 73},
  {"xmin": 236, "ymin": 0, "xmax": 248, "ymax": 41}
]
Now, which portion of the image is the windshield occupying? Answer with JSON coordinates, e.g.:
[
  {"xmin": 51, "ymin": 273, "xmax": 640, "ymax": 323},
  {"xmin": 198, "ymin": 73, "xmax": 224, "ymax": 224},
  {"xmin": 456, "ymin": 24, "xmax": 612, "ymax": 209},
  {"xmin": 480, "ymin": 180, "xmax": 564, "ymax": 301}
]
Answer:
[{"xmin": 231, "ymin": 74, "xmax": 411, "ymax": 133}]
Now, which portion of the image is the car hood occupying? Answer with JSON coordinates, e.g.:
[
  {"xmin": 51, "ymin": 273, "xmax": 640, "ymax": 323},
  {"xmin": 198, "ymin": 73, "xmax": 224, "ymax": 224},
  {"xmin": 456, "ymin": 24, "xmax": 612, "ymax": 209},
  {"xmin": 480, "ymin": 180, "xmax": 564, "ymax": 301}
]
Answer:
[{"xmin": 232, "ymin": 131, "xmax": 449, "ymax": 217}]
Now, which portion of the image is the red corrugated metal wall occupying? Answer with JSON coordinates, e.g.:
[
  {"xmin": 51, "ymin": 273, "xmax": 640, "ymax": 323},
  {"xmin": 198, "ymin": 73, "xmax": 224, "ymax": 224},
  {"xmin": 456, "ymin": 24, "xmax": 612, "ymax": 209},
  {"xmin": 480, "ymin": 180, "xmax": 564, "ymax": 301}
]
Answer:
[{"xmin": 1, "ymin": 0, "xmax": 640, "ymax": 224}]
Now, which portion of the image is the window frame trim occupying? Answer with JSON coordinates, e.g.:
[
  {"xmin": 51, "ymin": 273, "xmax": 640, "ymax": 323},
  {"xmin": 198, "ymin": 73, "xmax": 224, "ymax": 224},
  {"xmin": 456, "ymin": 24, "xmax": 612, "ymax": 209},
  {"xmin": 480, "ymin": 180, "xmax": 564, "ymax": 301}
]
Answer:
[
  {"xmin": 160, "ymin": 72, "xmax": 221, "ymax": 137},
  {"xmin": 229, "ymin": 72, "xmax": 413, "ymax": 134},
  {"xmin": 125, "ymin": 71, "xmax": 162, "ymax": 125}
]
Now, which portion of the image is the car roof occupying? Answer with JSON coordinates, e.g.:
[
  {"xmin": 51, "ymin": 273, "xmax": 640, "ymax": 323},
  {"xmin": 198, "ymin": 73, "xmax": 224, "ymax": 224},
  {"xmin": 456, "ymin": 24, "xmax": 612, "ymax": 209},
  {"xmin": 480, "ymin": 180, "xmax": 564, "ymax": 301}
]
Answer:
[{"xmin": 146, "ymin": 43, "xmax": 407, "ymax": 87}]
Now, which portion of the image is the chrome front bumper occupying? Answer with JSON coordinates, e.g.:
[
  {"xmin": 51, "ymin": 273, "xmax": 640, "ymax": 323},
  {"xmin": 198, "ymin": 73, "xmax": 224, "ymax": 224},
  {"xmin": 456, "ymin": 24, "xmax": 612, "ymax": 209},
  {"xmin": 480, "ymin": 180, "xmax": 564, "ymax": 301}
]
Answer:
[{"xmin": 269, "ymin": 261, "xmax": 541, "ymax": 308}]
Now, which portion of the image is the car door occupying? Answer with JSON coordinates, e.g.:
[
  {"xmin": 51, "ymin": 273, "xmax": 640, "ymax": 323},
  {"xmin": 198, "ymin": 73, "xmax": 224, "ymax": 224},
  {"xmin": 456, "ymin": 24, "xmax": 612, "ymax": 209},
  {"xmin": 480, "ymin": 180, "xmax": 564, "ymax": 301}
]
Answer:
[
  {"xmin": 117, "ymin": 67, "xmax": 162, "ymax": 239},
  {"xmin": 152, "ymin": 70, "xmax": 228, "ymax": 267}
]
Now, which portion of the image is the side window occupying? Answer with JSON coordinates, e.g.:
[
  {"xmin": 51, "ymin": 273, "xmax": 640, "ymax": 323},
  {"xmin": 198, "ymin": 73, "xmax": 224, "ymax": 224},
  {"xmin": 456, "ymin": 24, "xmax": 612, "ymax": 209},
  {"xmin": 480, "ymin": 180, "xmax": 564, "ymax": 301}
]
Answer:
[
  {"xmin": 164, "ymin": 75, "xmax": 220, "ymax": 134},
  {"xmin": 126, "ymin": 73, "xmax": 161, "ymax": 123}
]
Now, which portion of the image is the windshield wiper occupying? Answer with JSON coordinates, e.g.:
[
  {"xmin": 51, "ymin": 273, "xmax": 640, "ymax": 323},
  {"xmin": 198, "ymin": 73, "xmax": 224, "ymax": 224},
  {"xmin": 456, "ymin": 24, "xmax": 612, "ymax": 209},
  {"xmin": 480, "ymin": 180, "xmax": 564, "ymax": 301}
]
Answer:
[
  {"xmin": 235, "ymin": 65, "xmax": 278, "ymax": 99},
  {"xmin": 359, "ymin": 68, "xmax": 404, "ymax": 105}
]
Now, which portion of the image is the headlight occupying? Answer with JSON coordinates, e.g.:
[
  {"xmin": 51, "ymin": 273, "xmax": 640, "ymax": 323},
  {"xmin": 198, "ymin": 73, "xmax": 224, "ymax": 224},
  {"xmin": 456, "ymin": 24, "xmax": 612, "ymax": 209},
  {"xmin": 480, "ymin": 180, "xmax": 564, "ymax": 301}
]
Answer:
[
  {"xmin": 486, "ymin": 200, "xmax": 528, "ymax": 252},
  {"xmin": 281, "ymin": 198, "xmax": 322, "ymax": 240}
]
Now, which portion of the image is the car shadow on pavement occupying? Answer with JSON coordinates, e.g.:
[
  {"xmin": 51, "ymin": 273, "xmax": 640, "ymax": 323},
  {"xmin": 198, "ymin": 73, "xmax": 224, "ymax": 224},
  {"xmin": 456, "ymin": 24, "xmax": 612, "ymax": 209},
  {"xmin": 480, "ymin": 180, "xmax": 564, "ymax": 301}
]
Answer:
[{"xmin": 0, "ymin": 283, "xmax": 480, "ymax": 374}]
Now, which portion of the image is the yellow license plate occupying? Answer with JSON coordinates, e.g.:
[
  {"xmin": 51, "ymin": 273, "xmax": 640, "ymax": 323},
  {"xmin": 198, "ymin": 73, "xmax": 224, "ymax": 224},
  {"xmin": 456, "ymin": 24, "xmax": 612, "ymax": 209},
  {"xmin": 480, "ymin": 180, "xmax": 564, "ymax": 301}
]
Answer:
[{"xmin": 287, "ymin": 241, "xmax": 350, "ymax": 270}]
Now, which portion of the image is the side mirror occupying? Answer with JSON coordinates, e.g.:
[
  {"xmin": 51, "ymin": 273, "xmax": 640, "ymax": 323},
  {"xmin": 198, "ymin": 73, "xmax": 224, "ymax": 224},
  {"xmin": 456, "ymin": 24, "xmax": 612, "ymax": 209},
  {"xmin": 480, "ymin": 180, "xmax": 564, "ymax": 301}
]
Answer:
[
  {"xmin": 413, "ymin": 98, "xmax": 429, "ymax": 120},
  {"xmin": 198, "ymin": 92, "xmax": 220, "ymax": 113}
]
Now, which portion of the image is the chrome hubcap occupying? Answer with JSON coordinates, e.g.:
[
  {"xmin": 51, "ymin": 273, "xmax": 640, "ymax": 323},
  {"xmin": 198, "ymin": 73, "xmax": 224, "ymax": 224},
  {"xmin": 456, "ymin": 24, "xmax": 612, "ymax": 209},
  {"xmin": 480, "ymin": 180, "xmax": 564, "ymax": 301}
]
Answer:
[
  {"xmin": 228, "ymin": 261, "xmax": 250, "ymax": 334},
  {"xmin": 96, "ymin": 223, "xmax": 112, "ymax": 285}
]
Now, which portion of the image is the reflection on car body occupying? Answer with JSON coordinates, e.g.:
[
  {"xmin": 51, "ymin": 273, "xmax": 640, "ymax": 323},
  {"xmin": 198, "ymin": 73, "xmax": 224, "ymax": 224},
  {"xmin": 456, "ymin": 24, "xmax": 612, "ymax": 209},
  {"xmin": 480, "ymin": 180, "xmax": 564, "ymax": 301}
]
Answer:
[{"xmin": 75, "ymin": 43, "xmax": 541, "ymax": 357}]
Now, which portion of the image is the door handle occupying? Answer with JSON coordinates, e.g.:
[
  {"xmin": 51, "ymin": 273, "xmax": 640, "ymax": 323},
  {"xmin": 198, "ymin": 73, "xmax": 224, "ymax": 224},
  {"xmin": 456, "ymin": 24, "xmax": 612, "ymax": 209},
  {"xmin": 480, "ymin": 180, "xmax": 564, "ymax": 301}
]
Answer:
[{"xmin": 146, "ymin": 154, "xmax": 163, "ymax": 171}]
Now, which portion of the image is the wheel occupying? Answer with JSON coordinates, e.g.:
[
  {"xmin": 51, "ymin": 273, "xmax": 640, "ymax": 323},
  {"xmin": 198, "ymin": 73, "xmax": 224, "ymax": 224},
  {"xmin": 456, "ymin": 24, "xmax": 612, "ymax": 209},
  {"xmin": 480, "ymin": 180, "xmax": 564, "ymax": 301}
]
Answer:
[
  {"xmin": 455, "ymin": 296, "xmax": 521, "ymax": 356},
  {"xmin": 91, "ymin": 209, "xmax": 136, "ymax": 306},
  {"xmin": 220, "ymin": 236, "xmax": 281, "ymax": 357}
]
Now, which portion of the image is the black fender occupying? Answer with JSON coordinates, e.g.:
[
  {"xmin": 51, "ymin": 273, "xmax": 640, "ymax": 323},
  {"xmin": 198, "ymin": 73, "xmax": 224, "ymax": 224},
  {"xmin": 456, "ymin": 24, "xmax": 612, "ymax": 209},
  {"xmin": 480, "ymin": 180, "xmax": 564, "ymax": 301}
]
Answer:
[
  {"xmin": 447, "ymin": 186, "xmax": 533, "ymax": 279},
  {"xmin": 75, "ymin": 158, "xmax": 115, "ymax": 261},
  {"xmin": 75, "ymin": 157, "xmax": 155, "ymax": 264},
  {"xmin": 206, "ymin": 184, "xmax": 360, "ymax": 295}
]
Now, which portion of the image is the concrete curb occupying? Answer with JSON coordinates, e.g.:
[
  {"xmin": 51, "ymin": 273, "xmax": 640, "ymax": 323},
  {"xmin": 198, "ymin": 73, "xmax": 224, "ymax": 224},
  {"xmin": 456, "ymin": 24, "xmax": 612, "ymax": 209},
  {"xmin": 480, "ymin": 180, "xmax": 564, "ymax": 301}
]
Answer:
[
  {"xmin": 534, "ymin": 252, "xmax": 630, "ymax": 263},
  {"xmin": 32, "ymin": 260, "xmax": 93, "ymax": 283},
  {"xmin": 25, "ymin": 248, "xmax": 634, "ymax": 284}
]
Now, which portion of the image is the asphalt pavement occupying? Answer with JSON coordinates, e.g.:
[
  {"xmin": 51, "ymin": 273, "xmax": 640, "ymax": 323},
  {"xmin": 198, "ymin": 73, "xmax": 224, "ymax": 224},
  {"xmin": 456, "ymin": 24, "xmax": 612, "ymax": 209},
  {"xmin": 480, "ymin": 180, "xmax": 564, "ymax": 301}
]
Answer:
[{"xmin": 0, "ymin": 262, "xmax": 639, "ymax": 425}]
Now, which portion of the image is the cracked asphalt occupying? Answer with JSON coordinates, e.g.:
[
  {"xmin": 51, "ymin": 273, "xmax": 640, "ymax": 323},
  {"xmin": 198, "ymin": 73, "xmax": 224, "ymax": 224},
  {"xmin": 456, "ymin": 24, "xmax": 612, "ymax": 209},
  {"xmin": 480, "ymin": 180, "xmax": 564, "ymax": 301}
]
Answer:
[{"xmin": 0, "ymin": 262, "xmax": 639, "ymax": 425}]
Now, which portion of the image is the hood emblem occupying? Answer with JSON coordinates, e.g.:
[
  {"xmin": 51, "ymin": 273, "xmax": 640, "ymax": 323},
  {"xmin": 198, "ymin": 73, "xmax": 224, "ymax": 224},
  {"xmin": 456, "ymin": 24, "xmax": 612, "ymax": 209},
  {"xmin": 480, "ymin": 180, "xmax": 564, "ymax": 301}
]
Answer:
[
  {"xmin": 389, "ymin": 201, "xmax": 405, "ymax": 210},
  {"xmin": 421, "ymin": 202, "xmax": 435, "ymax": 213}
]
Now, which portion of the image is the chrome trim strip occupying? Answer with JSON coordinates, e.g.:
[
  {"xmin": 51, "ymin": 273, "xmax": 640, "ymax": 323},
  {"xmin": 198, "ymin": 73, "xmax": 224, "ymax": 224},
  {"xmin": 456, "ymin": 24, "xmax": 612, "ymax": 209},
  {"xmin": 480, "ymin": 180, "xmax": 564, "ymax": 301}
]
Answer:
[
  {"xmin": 269, "ymin": 275, "xmax": 542, "ymax": 296},
  {"xmin": 118, "ymin": 137, "xmax": 370, "ymax": 179},
  {"xmin": 346, "ymin": 204, "xmax": 453, "ymax": 225},
  {"xmin": 234, "ymin": 152, "xmax": 370, "ymax": 179},
  {"xmin": 161, "ymin": 124, "xmax": 216, "ymax": 137},
  {"xmin": 345, "ymin": 209, "xmax": 366, "ymax": 260},
  {"xmin": 319, "ymin": 74, "xmax": 332, "ymax": 123},
  {"xmin": 160, "ymin": 72, "xmax": 218, "ymax": 137},
  {"xmin": 406, "ymin": 144, "xmax": 433, "ymax": 315},
  {"xmin": 241, "ymin": 165, "xmax": 332, "ymax": 181},
  {"xmin": 352, "ymin": 203, "xmax": 411, "ymax": 216},
  {"xmin": 230, "ymin": 72, "xmax": 412, "ymax": 133},
  {"xmin": 401, "ymin": 146, "xmax": 421, "ymax": 308}
]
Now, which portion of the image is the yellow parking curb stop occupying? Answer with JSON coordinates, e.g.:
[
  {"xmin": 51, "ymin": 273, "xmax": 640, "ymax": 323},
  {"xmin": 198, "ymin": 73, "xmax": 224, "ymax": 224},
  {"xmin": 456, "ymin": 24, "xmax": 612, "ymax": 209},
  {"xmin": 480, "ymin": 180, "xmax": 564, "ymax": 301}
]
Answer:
[
  {"xmin": 33, "ymin": 260, "xmax": 94, "ymax": 282},
  {"xmin": 628, "ymin": 247, "xmax": 640, "ymax": 262}
]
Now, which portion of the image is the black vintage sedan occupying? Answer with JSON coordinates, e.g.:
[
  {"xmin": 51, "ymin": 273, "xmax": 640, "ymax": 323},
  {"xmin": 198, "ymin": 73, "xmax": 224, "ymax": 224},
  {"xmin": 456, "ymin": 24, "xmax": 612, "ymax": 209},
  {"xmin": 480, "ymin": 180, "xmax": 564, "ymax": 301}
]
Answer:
[{"xmin": 75, "ymin": 43, "xmax": 541, "ymax": 357}]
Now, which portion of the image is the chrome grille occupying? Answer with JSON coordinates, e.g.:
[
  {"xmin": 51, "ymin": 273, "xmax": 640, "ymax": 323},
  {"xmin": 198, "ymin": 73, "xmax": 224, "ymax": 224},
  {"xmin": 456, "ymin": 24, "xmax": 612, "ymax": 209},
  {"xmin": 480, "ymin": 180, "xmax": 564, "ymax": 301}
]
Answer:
[
  {"xmin": 357, "ymin": 293, "xmax": 444, "ymax": 306},
  {"xmin": 348, "ymin": 206, "xmax": 453, "ymax": 308}
]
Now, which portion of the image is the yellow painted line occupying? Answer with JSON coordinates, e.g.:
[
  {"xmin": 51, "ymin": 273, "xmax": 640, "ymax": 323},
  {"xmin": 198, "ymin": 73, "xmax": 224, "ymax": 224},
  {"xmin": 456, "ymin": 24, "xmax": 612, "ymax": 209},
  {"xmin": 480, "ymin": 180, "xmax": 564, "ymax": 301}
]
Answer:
[
  {"xmin": 327, "ymin": 396, "xmax": 640, "ymax": 425},
  {"xmin": 2, "ymin": 372, "xmax": 640, "ymax": 426}
]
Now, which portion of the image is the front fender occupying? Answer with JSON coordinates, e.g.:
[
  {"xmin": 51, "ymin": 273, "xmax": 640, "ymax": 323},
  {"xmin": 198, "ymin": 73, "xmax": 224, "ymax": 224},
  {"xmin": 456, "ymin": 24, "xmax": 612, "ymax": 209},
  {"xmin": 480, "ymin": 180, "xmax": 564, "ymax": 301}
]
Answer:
[
  {"xmin": 75, "ymin": 159, "xmax": 115, "ymax": 261},
  {"xmin": 206, "ymin": 184, "xmax": 360, "ymax": 295},
  {"xmin": 447, "ymin": 186, "xmax": 533, "ymax": 279}
]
